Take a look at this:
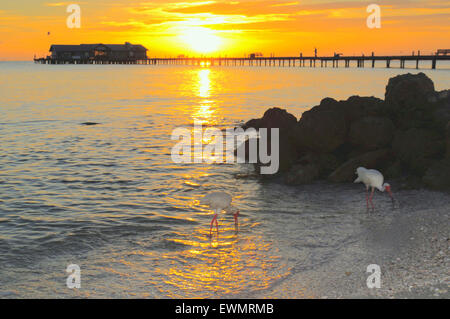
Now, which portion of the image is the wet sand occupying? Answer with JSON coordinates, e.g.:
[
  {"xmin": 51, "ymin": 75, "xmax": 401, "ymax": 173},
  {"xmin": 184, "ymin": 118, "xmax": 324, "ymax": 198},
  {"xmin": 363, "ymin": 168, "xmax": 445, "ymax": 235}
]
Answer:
[{"xmin": 256, "ymin": 187, "xmax": 449, "ymax": 299}]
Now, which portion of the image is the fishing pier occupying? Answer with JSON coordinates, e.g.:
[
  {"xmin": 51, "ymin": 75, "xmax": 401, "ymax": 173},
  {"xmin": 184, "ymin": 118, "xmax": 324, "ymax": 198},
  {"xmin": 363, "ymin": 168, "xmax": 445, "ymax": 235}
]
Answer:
[
  {"xmin": 145, "ymin": 54, "xmax": 449, "ymax": 69},
  {"xmin": 34, "ymin": 44, "xmax": 450, "ymax": 70}
]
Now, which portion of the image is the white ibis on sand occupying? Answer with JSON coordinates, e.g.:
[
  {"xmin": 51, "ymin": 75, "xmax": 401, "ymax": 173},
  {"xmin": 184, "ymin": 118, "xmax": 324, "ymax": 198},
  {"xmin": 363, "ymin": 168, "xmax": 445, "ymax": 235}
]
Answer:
[
  {"xmin": 354, "ymin": 167, "xmax": 394, "ymax": 209},
  {"xmin": 200, "ymin": 191, "xmax": 239, "ymax": 235}
]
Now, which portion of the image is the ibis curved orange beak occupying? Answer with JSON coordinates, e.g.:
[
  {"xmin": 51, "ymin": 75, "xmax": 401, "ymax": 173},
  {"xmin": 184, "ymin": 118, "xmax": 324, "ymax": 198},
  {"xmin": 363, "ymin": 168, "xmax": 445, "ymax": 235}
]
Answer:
[{"xmin": 386, "ymin": 186, "xmax": 394, "ymax": 203}]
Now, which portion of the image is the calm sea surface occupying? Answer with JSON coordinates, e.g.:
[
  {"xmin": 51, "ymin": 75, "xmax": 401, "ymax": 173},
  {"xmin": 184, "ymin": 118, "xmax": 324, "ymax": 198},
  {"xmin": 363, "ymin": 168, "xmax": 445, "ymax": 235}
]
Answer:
[{"xmin": 0, "ymin": 61, "xmax": 449, "ymax": 298}]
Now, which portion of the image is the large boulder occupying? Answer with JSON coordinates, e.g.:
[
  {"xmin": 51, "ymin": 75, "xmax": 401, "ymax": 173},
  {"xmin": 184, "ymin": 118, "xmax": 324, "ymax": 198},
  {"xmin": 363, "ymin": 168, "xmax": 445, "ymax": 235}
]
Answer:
[
  {"xmin": 284, "ymin": 152, "xmax": 342, "ymax": 185},
  {"xmin": 235, "ymin": 136, "xmax": 298, "ymax": 174},
  {"xmin": 294, "ymin": 96, "xmax": 384, "ymax": 154},
  {"xmin": 285, "ymin": 162, "xmax": 320, "ymax": 185},
  {"xmin": 294, "ymin": 99, "xmax": 348, "ymax": 153},
  {"xmin": 384, "ymin": 73, "xmax": 436, "ymax": 129},
  {"xmin": 341, "ymin": 96, "xmax": 383, "ymax": 123},
  {"xmin": 384, "ymin": 160, "xmax": 403, "ymax": 179},
  {"xmin": 431, "ymin": 92, "xmax": 450, "ymax": 132},
  {"xmin": 239, "ymin": 108, "xmax": 299, "ymax": 174},
  {"xmin": 423, "ymin": 160, "xmax": 450, "ymax": 189},
  {"xmin": 235, "ymin": 137, "xmax": 259, "ymax": 163},
  {"xmin": 432, "ymin": 105, "xmax": 450, "ymax": 132},
  {"xmin": 276, "ymin": 137, "xmax": 299, "ymax": 173},
  {"xmin": 241, "ymin": 118, "xmax": 262, "ymax": 130},
  {"xmin": 447, "ymin": 122, "xmax": 450, "ymax": 159},
  {"xmin": 310, "ymin": 152, "xmax": 341, "ymax": 177},
  {"xmin": 427, "ymin": 89, "xmax": 449, "ymax": 103},
  {"xmin": 392, "ymin": 128, "xmax": 445, "ymax": 175},
  {"xmin": 348, "ymin": 116, "xmax": 395, "ymax": 151},
  {"xmin": 328, "ymin": 149, "xmax": 391, "ymax": 182},
  {"xmin": 385, "ymin": 72, "xmax": 435, "ymax": 109},
  {"xmin": 242, "ymin": 107, "xmax": 297, "ymax": 131},
  {"xmin": 296, "ymin": 152, "xmax": 341, "ymax": 177}
]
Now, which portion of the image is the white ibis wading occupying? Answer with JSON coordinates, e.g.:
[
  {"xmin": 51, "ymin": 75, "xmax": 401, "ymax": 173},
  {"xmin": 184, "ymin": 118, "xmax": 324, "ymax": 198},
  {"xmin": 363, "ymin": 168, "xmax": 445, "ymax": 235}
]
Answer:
[
  {"xmin": 200, "ymin": 191, "xmax": 239, "ymax": 235},
  {"xmin": 354, "ymin": 167, "xmax": 394, "ymax": 210}
]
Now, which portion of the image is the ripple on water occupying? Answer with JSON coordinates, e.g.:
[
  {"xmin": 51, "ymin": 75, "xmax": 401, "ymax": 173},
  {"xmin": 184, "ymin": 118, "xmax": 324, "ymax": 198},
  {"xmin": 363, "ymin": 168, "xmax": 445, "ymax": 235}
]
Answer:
[{"xmin": 1, "ymin": 64, "xmax": 449, "ymax": 297}]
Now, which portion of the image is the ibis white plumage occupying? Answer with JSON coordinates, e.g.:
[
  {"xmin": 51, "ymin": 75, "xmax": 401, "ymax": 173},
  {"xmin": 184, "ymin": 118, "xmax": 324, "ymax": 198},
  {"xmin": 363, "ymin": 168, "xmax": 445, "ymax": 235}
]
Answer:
[
  {"xmin": 200, "ymin": 191, "xmax": 239, "ymax": 235},
  {"xmin": 354, "ymin": 167, "xmax": 394, "ymax": 209}
]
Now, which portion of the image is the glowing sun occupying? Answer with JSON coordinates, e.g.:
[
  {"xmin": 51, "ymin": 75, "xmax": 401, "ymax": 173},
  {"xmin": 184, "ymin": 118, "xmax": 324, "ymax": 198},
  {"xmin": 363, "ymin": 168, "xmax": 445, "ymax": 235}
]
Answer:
[{"xmin": 179, "ymin": 27, "xmax": 222, "ymax": 54}]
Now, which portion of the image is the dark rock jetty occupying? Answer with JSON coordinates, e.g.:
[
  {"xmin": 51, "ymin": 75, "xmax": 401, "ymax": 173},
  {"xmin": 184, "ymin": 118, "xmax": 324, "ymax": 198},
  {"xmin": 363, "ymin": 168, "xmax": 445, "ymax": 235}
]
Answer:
[{"xmin": 239, "ymin": 73, "xmax": 450, "ymax": 190}]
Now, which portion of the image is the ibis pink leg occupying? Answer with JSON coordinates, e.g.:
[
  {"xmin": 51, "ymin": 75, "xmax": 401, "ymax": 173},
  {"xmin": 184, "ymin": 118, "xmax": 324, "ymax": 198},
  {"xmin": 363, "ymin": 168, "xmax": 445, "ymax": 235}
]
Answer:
[
  {"xmin": 369, "ymin": 188, "xmax": 375, "ymax": 209},
  {"xmin": 233, "ymin": 211, "xmax": 239, "ymax": 229},
  {"xmin": 366, "ymin": 189, "xmax": 370, "ymax": 209},
  {"xmin": 210, "ymin": 214, "xmax": 218, "ymax": 236}
]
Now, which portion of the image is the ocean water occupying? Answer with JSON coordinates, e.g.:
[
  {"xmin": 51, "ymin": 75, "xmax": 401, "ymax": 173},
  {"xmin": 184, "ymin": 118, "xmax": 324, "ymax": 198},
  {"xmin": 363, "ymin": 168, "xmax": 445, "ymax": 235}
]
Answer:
[{"xmin": 0, "ymin": 61, "xmax": 449, "ymax": 298}]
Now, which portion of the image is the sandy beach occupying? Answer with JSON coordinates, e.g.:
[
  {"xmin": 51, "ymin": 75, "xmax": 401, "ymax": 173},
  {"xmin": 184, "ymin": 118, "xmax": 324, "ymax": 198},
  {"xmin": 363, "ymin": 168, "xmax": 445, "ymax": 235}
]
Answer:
[{"xmin": 255, "ymin": 186, "xmax": 449, "ymax": 299}]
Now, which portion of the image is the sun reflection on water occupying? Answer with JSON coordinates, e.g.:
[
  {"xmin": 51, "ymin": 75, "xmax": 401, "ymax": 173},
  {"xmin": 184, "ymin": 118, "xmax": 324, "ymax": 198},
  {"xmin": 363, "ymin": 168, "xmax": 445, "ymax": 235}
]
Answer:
[
  {"xmin": 193, "ymin": 103, "xmax": 216, "ymax": 126},
  {"xmin": 192, "ymin": 69, "xmax": 217, "ymax": 125},
  {"xmin": 154, "ymin": 230, "xmax": 291, "ymax": 298},
  {"xmin": 198, "ymin": 69, "xmax": 211, "ymax": 99},
  {"xmin": 188, "ymin": 68, "xmax": 224, "ymax": 163}
]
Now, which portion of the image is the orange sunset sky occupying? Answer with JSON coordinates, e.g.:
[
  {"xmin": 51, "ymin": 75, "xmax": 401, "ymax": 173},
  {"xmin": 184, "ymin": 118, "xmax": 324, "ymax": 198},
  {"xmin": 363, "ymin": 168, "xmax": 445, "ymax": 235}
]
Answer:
[{"xmin": 0, "ymin": 0, "xmax": 449, "ymax": 60}]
